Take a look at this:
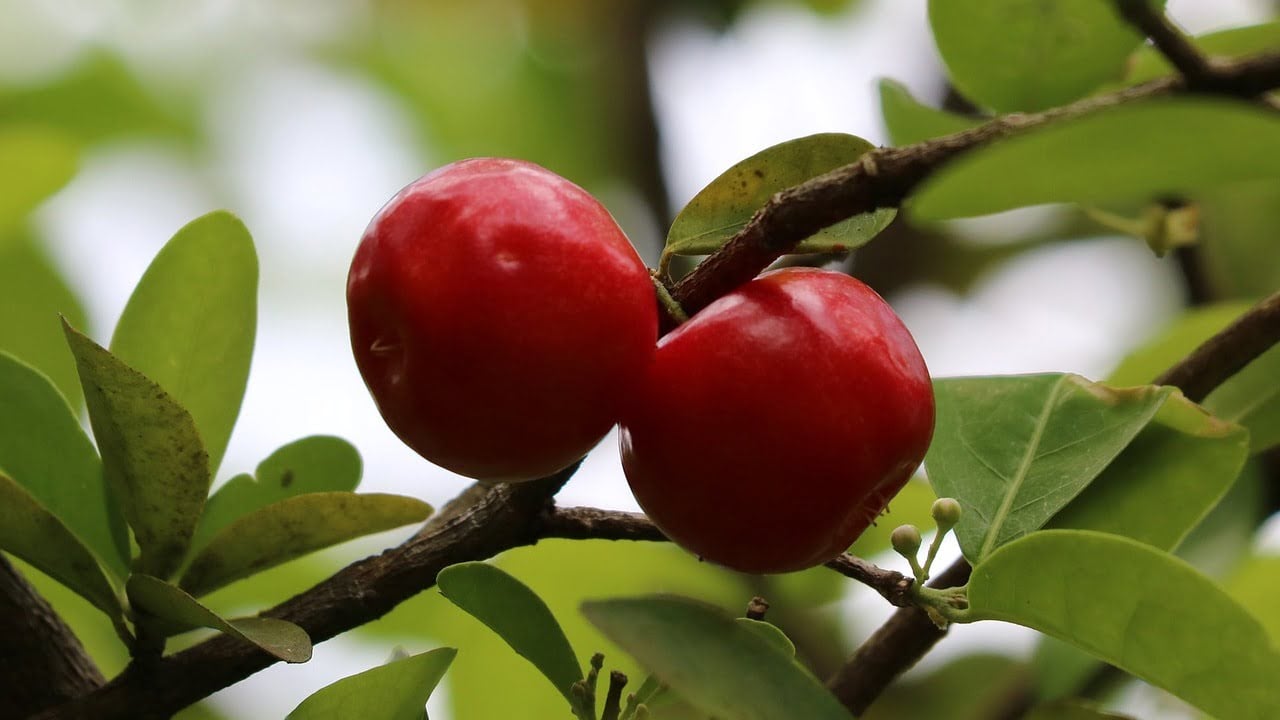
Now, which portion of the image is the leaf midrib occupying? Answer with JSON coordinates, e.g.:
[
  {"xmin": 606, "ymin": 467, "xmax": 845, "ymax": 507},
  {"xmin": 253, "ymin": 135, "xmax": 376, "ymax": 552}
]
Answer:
[{"xmin": 977, "ymin": 375, "xmax": 1068, "ymax": 560}]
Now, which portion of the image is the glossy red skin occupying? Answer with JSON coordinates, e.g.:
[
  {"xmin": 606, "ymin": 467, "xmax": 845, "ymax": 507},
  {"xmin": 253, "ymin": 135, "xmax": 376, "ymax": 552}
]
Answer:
[
  {"xmin": 348, "ymin": 158, "xmax": 656, "ymax": 482},
  {"xmin": 619, "ymin": 268, "xmax": 934, "ymax": 574}
]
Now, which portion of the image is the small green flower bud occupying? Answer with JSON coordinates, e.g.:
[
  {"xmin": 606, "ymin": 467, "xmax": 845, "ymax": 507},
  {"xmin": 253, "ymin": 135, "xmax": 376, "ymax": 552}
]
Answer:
[
  {"xmin": 891, "ymin": 524, "xmax": 923, "ymax": 557},
  {"xmin": 931, "ymin": 498, "xmax": 962, "ymax": 531}
]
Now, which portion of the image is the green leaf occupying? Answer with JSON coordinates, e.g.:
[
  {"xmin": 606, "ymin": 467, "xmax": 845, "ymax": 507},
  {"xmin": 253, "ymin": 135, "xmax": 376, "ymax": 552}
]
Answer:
[
  {"xmin": 0, "ymin": 127, "xmax": 78, "ymax": 234},
  {"xmin": 0, "ymin": 233, "xmax": 89, "ymax": 409},
  {"xmin": 1111, "ymin": 302, "xmax": 1280, "ymax": 453},
  {"xmin": 878, "ymin": 79, "xmax": 982, "ymax": 147},
  {"xmin": 1123, "ymin": 21, "xmax": 1280, "ymax": 87},
  {"xmin": 1226, "ymin": 554, "xmax": 1280, "ymax": 645},
  {"xmin": 0, "ymin": 471, "xmax": 121, "ymax": 618},
  {"xmin": 910, "ymin": 99, "xmax": 1280, "ymax": 221},
  {"xmin": 966, "ymin": 530, "xmax": 1280, "ymax": 720},
  {"xmin": 126, "ymin": 574, "xmax": 311, "ymax": 662},
  {"xmin": 1199, "ymin": 181, "xmax": 1280, "ymax": 298},
  {"xmin": 1048, "ymin": 391, "xmax": 1248, "ymax": 551},
  {"xmin": 64, "ymin": 320, "xmax": 210, "ymax": 579},
  {"xmin": 927, "ymin": 0, "xmax": 1152, "ymax": 112},
  {"xmin": 437, "ymin": 562, "xmax": 582, "ymax": 702},
  {"xmin": 179, "ymin": 492, "xmax": 431, "ymax": 597},
  {"xmin": 926, "ymin": 374, "xmax": 1173, "ymax": 563},
  {"xmin": 0, "ymin": 352, "xmax": 127, "ymax": 577},
  {"xmin": 662, "ymin": 133, "xmax": 896, "ymax": 276},
  {"xmin": 1025, "ymin": 699, "xmax": 1134, "ymax": 720},
  {"xmin": 194, "ymin": 436, "xmax": 362, "ymax": 552},
  {"xmin": 286, "ymin": 647, "xmax": 456, "ymax": 720},
  {"xmin": 110, "ymin": 211, "xmax": 258, "ymax": 478},
  {"xmin": 582, "ymin": 595, "xmax": 852, "ymax": 720},
  {"xmin": 735, "ymin": 618, "xmax": 795, "ymax": 657}
]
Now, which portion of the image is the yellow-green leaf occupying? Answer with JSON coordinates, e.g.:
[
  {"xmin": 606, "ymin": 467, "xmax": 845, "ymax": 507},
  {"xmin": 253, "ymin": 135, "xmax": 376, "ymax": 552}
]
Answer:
[
  {"xmin": 179, "ymin": 492, "xmax": 431, "ymax": 597},
  {"xmin": 0, "ymin": 471, "xmax": 121, "ymax": 619},
  {"xmin": 127, "ymin": 574, "xmax": 310, "ymax": 663},
  {"xmin": 110, "ymin": 211, "xmax": 257, "ymax": 477},
  {"xmin": 64, "ymin": 320, "xmax": 210, "ymax": 579}
]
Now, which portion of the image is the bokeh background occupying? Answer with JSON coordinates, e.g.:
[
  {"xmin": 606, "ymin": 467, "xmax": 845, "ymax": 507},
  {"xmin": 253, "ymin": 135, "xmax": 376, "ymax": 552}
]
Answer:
[{"xmin": 2, "ymin": 0, "xmax": 1277, "ymax": 717}]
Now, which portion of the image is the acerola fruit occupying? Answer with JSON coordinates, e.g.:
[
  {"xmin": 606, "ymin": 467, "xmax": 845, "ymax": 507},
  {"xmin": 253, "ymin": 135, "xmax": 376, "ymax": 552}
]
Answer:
[
  {"xmin": 348, "ymin": 158, "xmax": 656, "ymax": 482},
  {"xmin": 619, "ymin": 267, "xmax": 934, "ymax": 573}
]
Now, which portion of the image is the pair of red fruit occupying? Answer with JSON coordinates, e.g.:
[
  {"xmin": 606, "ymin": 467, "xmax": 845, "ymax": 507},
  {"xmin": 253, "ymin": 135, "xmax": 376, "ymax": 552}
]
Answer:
[{"xmin": 347, "ymin": 158, "xmax": 935, "ymax": 574}]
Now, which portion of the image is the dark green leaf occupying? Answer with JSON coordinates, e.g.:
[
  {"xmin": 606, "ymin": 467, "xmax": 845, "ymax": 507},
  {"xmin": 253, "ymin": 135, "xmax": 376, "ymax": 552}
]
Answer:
[
  {"xmin": 437, "ymin": 562, "xmax": 582, "ymax": 702},
  {"xmin": 126, "ymin": 574, "xmax": 311, "ymax": 662},
  {"xmin": 179, "ymin": 492, "xmax": 430, "ymax": 597},
  {"xmin": 286, "ymin": 647, "xmax": 456, "ymax": 720},
  {"xmin": 582, "ymin": 595, "xmax": 851, "ymax": 720},
  {"xmin": 110, "ymin": 211, "xmax": 257, "ymax": 477},
  {"xmin": 878, "ymin": 79, "xmax": 982, "ymax": 147},
  {"xmin": 926, "ymin": 374, "xmax": 1172, "ymax": 563},
  {"xmin": 663, "ymin": 133, "xmax": 895, "ymax": 276},
  {"xmin": 1111, "ymin": 302, "xmax": 1280, "ymax": 453},
  {"xmin": 0, "ymin": 471, "xmax": 121, "ymax": 618},
  {"xmin": 910, "ymin": 99, "xmax": 1280, "ymax": 221},
  {"xmin": 0, "ymin": 127, "xmax": 78, "ymax": 234},
  {"xmin": 64, "ymin": 320, "xmax": 210, "ymax": 579},
  {"xmin": 361, "ymin": 540, "xmax": 749, "ymax": 719},
  {"xmin": 0, "ymin": 233, "xmax": 89, "ymax": 409},
  {"xmin": 1048, "ymin": 391, "xmax": 1248, "ymax": 551},
  {"xmin": 1122, "ymin": 21, "xmax": 1280, "ymax": 87},
  {"xmin": 967, "ymin": 530, "xmax": 1280, "ymax": 720},
  {"xmin": 194, "ymin": 436, "xmax": 362, "ymax": 552},
  {"xmin": 0, "ymin": 351, "xmax": 127, "ymax": 577},
  {"xmin": 928, "ymin": 0, "xmax": 1152, "ymax": 112}
]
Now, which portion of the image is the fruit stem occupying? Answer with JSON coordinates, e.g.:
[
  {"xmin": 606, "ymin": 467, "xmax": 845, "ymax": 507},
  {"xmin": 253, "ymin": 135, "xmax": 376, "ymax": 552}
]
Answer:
[{"xmin": 650, "ymin": 272, "xmax": 689, "ymax": 326}]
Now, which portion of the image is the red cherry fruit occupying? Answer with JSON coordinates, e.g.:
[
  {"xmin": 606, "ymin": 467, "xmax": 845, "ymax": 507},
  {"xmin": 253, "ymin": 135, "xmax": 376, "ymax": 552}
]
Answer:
[
  {"xmin": 348, "ymin": 158, "xmax": 657, "ymax": 482},
  {"xmin": 620, "ymin": 267, "xmax": 934, "ymax": 574}
]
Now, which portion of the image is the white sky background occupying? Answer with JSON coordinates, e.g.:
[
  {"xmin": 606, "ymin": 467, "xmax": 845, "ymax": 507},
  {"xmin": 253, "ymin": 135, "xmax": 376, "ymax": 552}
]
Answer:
[{"xmin": 1, "ymin": 0, "xmax": 1275, "ymax": 717}]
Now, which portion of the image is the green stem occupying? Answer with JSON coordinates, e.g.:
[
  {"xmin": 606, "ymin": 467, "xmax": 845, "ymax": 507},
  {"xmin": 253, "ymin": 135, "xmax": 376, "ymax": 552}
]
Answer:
[{"xmin": 650, "ymin": 273, "xmax": 689, "ymax": 325}]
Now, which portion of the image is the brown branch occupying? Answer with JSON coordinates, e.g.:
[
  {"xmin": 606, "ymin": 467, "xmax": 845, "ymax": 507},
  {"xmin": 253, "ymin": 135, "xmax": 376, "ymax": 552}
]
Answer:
[
  {"xmin": 539, "ymin": 505, "xmax": 667, "ymax": 542},
  {"xmin": 1155, "ymin": 289, "xmax": 1280, "ymax": 402},
  {"xmin": 0, "ymin": 555, "xmax": 104, "ymax": 716},
  {"xmin": 670, "ymin": 51, "xmax": 1280, "ymax": 317},
  {"xmin": 33, "ymin": 470, "xmax": 576, "ymax": 720},
  {"xmin": 823, "ymin": 554, "xmax": 914, "ymax": 608},
  {"xmin": 823, "ymin": 286, "xmax": 1280, "ymax": 714},
  {"xmin": 33, "ymin": 44, "xmax": 1280, "ymax": 720},
  {"xmin": 827, "ymin": 561, "xmax": 971, "ymax": 716},
  {"xmin": 1114, "ymin": 0, "xmax": 1218, "ymax": 90}
]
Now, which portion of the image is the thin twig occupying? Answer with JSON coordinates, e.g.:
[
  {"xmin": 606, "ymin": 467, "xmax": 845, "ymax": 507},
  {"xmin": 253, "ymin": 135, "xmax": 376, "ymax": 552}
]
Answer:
[{"xmin": 1114, "ymin": 0, "xmax": 1217, "ymax": 90}]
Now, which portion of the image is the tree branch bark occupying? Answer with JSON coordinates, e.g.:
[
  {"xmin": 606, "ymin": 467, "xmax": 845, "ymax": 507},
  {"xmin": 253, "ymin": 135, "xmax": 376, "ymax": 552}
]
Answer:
[{"xmin": 0, "ymin": 556, "xmax": 104, "ymax": 717}]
